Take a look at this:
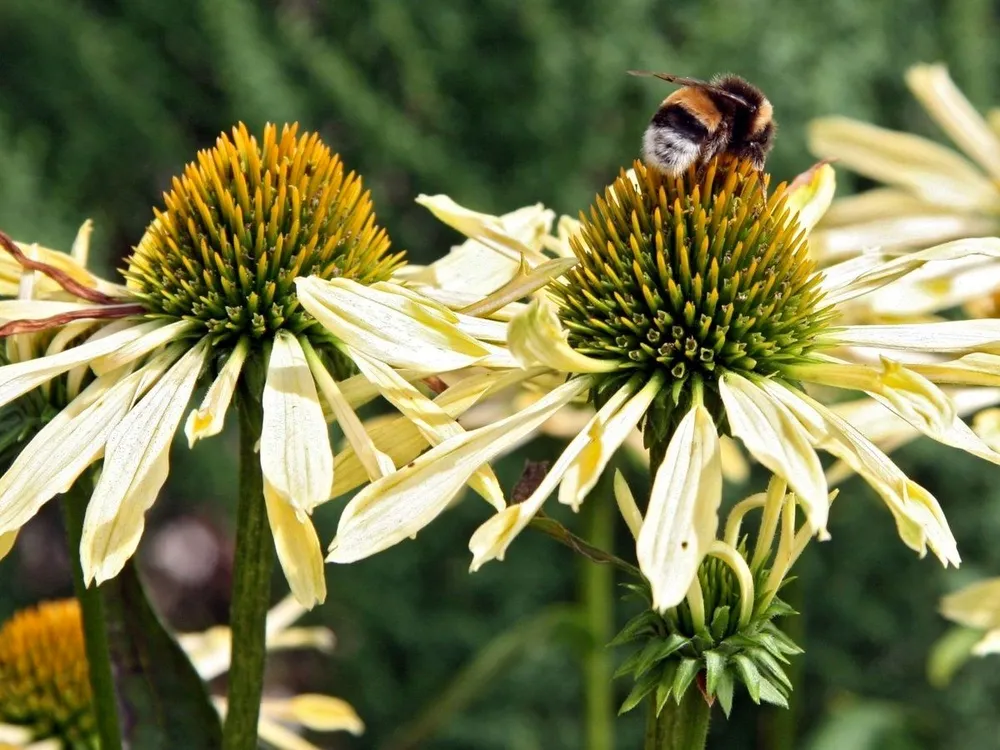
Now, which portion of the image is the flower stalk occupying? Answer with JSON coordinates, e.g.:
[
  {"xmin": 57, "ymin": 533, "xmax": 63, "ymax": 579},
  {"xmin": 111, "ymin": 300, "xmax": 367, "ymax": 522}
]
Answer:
[
  {"xmin": 580, "ymin": 487, "xmax": 615, "ymax": 750},
  {"xmin": 644, "ymin": 688, "xmax": 711, "ymax": 750},
  {"xmin": 222, "ymin": 383, "xmax": 276, "ymax": 750},
  {"xmin": 61, "ymin": 472, "xmax": 123, "ymax": 750}
]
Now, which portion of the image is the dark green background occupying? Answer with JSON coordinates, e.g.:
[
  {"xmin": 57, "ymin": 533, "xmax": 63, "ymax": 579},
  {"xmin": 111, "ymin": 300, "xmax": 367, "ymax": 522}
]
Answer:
[{"xmin": 1, "ymin": 0, "xmax": 999, "ymax": 748}]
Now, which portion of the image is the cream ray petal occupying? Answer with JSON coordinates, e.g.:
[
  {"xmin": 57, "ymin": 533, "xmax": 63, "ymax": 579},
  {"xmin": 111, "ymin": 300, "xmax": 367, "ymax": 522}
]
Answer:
[
  {"xmin": 821, "ymin": 237, "xmax": 1000, "ymax": 304},
  {"xmin": 348, "ymin": 347, "xmax": 504, "ymax": 510},
  {"xmin": 863, "ymin": 257, "xmax": 1000, "ymax": 316},
  {"xmin": 80, "ymin": 341, "xmax": 208, "ymax": 585},
  {"xmin": 940, "ymin": 577, "xmax": 1000, "ymax": 630},
  {"xmin": 330, "ymin": 369, "xmax": 537, "ymax": 499},
  {"xmin": 826, "ymin": 319, "xmax": 1000, "ymax": 354},
  {"xmin": 558, "ymin": 374, "xmax": 662, "ymax": 510},
  {"xmin": 613, "ymin": 470, "xmax": 642, "ymax": 540},
  {"xmin": 261, "ymin": 694, "xmax": 364, "ymax": 735},
  {"xmin": 0, "ymin": 300, "xmax": 106, "ymax": 321},
  {"xmin": 0, "ymin": 320, "xmax": 161, "ymax": 409},
  {"xmin": 720, "ymin": 373, "xmax": 828, "ymax": 534},
  {"xmin": 786, "ymin": 162, "xmax": 836, "ymax": 232},
  {"xmin": 0, "ymin": 530, "xmax": 16, "ymax": 561},
  {"xmin": 261, "ymin": 331, "xmax": 333, "ymax": 513},
  {"xmin": 759, "ymin": 380, "xmax": 959, "ymax": 566},
  {"xmin": 264, "ymin": 481, "xmax": 327, "ymax": 608},
  {"xmin": 295, "ymin": 277, "xmax": 491, "ymax": 373},
  {"xmin": 456, "ymin": 257, "xmax": 578, "ymax": 319},
  {"xmin": 973, "ymin": 629, "xmax": 1000, "ymax": 656},
  {"xmin": 328, "ymin": 376, "xmax": 591, "ymax": 563},
  {"xmin": 0, "ymin": 357, "xmax": 178, "ymax": 536},
  {"xmin": 808, "ymin": 117, "xmax": 998, "ymax": 211},
  {"xmin": 255, "ymin": 716, "xmax": 328, "ymax": 750},
  {"xmin": 184, "ymin": 337, "xmax": 249, "ymax": 447},
  {"xmin": 636, "ymin": 405, "xmax": 722, "ymax": 612},
  {"xmin": 906, "ymin": 64, "xmax": 1000, "ymax": 182},
  {"xmin": 469, "ymin": 380, "xmax": 637, "ymax": 569},
  {"xmin": 90, "ymin": 319, "xmax": 198, "ymax": 375}
]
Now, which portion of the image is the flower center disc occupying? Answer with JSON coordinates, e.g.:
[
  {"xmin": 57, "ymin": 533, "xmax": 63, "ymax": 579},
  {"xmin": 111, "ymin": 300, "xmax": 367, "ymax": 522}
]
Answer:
[{"xmin": 126, "ymin": 123, "xmax": 404, "ymax": 346}]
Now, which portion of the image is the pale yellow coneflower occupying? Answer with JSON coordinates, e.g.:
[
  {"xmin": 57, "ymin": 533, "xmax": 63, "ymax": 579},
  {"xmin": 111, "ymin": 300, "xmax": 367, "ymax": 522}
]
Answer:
[
  {"xmin": 0, "ymin": 123, "xmax": 509, "ymax": 608},
  {"xmin": 326, "ymin": 157, "xmax": 1000, "ymax": 613},
  {"xmin": 0, "ymin": 597, "xmax": 361, "ymax": 750}
]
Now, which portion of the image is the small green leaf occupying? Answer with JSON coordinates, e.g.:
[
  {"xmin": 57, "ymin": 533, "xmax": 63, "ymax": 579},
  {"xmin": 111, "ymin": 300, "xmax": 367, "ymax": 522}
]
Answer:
[
  {"xmin": 609, "ymin": 612, "xmax": 658, "ymax": 646},
  {"xmin": 619, "ymin": 668, "xmax": 661, "ymax": 715},
  {"xmin": 710, "ymin": 605, "xmax": 731, "ymax": 641},
  {"xmin": 704, "ymin": 650, "xmax": 727, "ymax": 696},
  {"xmin": 671, "ymin": 658, "xmax": 700, "ymax": 704},
  {"xmin": 758, "ymin": 678, "xmax": 789, "ymax": 708},
  {"xmin": 655, "ymin": 662, "xmax": 679, "ymax": 714},
  {"xmin": 733, "ymin": 654, "xmax": 762, "ymax": 704},
  {"xmin": 716, "ymin": 671, "xmax": 735, "ymax": 717},
  {"xmin": 748, "ymin": 647, "xmax": 792, "ymax": 689}
]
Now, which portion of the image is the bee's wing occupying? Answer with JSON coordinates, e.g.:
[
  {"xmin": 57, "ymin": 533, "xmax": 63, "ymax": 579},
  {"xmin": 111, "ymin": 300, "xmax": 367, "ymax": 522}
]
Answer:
[{"xmin": 627, "ymin": 70, "xmax": 751, "ymax": 107}]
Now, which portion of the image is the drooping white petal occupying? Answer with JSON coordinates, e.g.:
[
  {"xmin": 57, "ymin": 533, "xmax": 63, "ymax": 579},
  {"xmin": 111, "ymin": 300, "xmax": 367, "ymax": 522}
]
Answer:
[
  {"xmin": 90, "ymin": 319, "xmax": 198, "ymax": 376},
  {"xmin": 759, "ymin": 379, "xmax": 959, "ymax": 566},
  {"xmin": 0, "ymin": 300, "xmax": 105, "ymax": 321},
  {"xmin": 827, "ymin": 319, "xmax": 1000, "ymax": 354},
  {"xmin": 260, "ymin": 694, "xmax": 365, "ymax": 735},
  {"xmin": 613, "ymin": 471, "xmax": 642, "ymax": 540},
  {"xmin": 906, "ymin": 64, "xmax": 1000, "ymax": 181},
  {"xmin": 264, "ymin": 481, "xmax": 327, "ymax": 608},
  {"xmin": 940, "ymin": 578, "xmax": 1000, "ymax": 629},
  {"xmin": 636, "ymin": 405, "xmax": 722, "ymax": 612},
  {"xmin": 509, "ymin": 296, "xmax": 619, "ymax": 373},
  {"xmin": 328, "ymin": 376, "xmax": 591, "ymax": 563},
  {"xmin": 348, "ymin": 347, "xmax": 504, "ymax": 509},
  {"xmin": 455, "ymin": 257, "xmax": 578, "ymax": 319},
  {"xmin": 808, "ymin": 117, "xmax": 999, "ymax": 211},
  {"xmin": 0, "ymin": 360, "xmax": 175, "ymax": 536},
  {"xmin": 0, "ymin": 320, "xmax": 162, "ymax": 409},
  {"xmin": 558, "ymin": 375, "xmax": 662, "ymax": 510},
  {"xmin": 184, "ymin": 337, "xmax": 249, "ymax": 447},
  {"xmin": 295, "ymin": 277, "xmax": 492, "ymax": 373},
  {"xmin": 469, "ymin": 380, "xmax": 639, "ymax": 569},
  {"xmin": 81, "ymin": 340, "xmax": 208, "ymax": 585},
  {"xmin": 720, "ymin": 373, "xmax": 828, "ymax": 534},
  {"xmin": 261, "ymin": 331, "xmax": 333, "ymax": 513}
]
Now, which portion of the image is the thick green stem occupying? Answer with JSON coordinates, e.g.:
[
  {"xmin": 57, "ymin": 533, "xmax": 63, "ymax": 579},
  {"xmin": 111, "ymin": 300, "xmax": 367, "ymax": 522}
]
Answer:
[
  {"xmin": 222, "ymin": 393, "xmax": 275, "ymax": 750},
  {"xmin": 580, "ymin": 495, "xmax": 615, "ymax": 750},
  {"xmin": 61, "ymin": 477, "xmax": 124, "ymax": 750},
  {"xmin": 644, "ymin": 687, "xmax": 711, "ymax": 750}
]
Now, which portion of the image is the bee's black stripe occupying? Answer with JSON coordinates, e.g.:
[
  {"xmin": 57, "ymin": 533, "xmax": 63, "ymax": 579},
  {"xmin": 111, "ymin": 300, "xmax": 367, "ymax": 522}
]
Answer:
[{"xmin": 651, "ymin": 104, "xmax": 710, "ymax": 142}]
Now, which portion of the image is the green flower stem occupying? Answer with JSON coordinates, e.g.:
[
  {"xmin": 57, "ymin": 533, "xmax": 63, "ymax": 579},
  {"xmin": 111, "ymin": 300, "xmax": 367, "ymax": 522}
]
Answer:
[
  {"xmin": 580, "ymin": 492, "xmax": 615, "ymax": 750},
  {"xmin": 222, "ymin": 392, "xmax": 275, "ymax": 750},
  {"xmin": 644, "ymin": 687, "xmax": 711, "ymax": 750},
  {"xmin": 61, "ymin": 475, "xmax": 124, "ymax": 750}
]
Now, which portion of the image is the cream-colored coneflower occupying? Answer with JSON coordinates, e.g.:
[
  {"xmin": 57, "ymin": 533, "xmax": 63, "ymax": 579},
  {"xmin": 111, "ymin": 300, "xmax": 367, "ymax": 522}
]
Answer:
[
  {"xmin": 0, "ymin": 123, "xmax": 517, "ymax": 609},
  {"xmin": 809, "ymin": 63, "xmax": 1000, "ymax": 262},
  {"xmin": 0, "ymin": 597, "xmax": 361, "ymax": 750},
  {"xmin": 327, "ymin": 156, "xmax": 1000, "ymax": 612}
]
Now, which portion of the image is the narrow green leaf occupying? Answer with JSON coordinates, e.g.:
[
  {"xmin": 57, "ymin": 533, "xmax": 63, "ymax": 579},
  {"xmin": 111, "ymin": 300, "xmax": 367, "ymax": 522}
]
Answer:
[
  {"xmin": 758, "ymin": 678, "xmax": 790, "ymax": 708},
  {"xmin": 671, "ymin": 658, "xmax": 701, "ymax": 704},
  {"xmin": 609, "ymin": 611, "xmax": 658, "ymax": 646},
  {"xmin": 733, "ymin": 654, "xmax": 762, "ymax": 704},
  {"xmin": 655, "ymin": 662, "xmax": 679, "ymax": 714},
  {"xmin": 704, "ymin": 650, "xmax": 727, "ymax": 696},
  {"xmin": 716, "ymin": 671, "xmax": 735, "ymax": 717},
  {"xmin": 748, "ymin": 647, "xmax": 792, "ymax": 690},
  {"xmin": 710, "ymin": 605, "xmax": 731, "ymax": 641},
  {"xmin": 619, "ymin": 668, "xmax": 661, "ymax": 715},
  {"xmin": 101, "ymin": 561, "xmax": 222, "ymax": 749}
]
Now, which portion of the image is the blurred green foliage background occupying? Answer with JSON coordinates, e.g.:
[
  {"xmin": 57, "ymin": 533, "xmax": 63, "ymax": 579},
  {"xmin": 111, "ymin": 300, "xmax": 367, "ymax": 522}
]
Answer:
[{"xmin": 1, "ymin": 0, "xmax": 1000, "ymax": 748}]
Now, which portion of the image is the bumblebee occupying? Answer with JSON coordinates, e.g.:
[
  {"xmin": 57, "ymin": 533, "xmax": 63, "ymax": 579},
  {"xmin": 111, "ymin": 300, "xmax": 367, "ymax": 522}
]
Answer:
[{"xmin": 630, "ymin": 71, "xmax": 775, "ymax": 175}]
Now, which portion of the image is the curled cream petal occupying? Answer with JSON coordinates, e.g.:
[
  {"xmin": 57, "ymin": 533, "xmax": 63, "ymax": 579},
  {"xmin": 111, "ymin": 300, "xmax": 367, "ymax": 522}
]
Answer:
[
  {"xmin": 261, "ymin": 331, "xmax": 333, "ymax": 513},
  {"xmin": 81, "ymin": 340, "xmax": 209, "ymax": 585},
  {"xmin": 328, "ymin": 376, "xmax": 591, "ymax": 563},
  {"xmin": 295, "ymin": 277, "xmax": 492, "ymax": 373},
  {"xmin": 636, "ymin": 405, "xmax": 722, "ymax": 612},
  {"xmin": 184, "ymin": 337, "xmax": 249, "ymax": 447},
  {"xmin": 720, "ymin": 373, "xmax": 828, "ymax": 535},
  {"xmin": 348, "ymin": 347, "xmax": 504, "ymax": 510},
  {"xmin": 469, "ymin": 380, "xmax": 639, "ymax": 570},
  {"xmin": 558, "ymin": 374, "xmax": 662, "ymax": 510},
  {"xmin": 509, "ymin": 296, "xmax": 618, "ymax": 373},
  {"xmin": 786, "ymin": 162, "xmax": 836, "ymax": 232},
  {"xmin": 264, "ymin": 482, "xmax": 327, "ymax": 609},
  {"xmin": 809, "ymin": 117, "xmax": 998, "ymax": 211},
  {"xmin": 906, "ymin": 63, "xmax": 1000, "ymax": 182},
  {"xmin": 827, "ymin": 320, "xmax": 1000, "ymax": 354},
  {"xmin": 613, "ymin": 470, "xmax": 642, "ymax": 540},
  {"xmin": 0, "ymin": 320, "xmax": 162, "ymax": 410},
  {"xmin": 90, "ymin": 320, "xmax": 198, "ymax": 376},
  {"xmin": 0, "ymin": 300, "xmax": 106, "ymax": 322},
  {"xmin": 940, "ymin": 577, "xmax": 1000, "ymax": 630}
]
